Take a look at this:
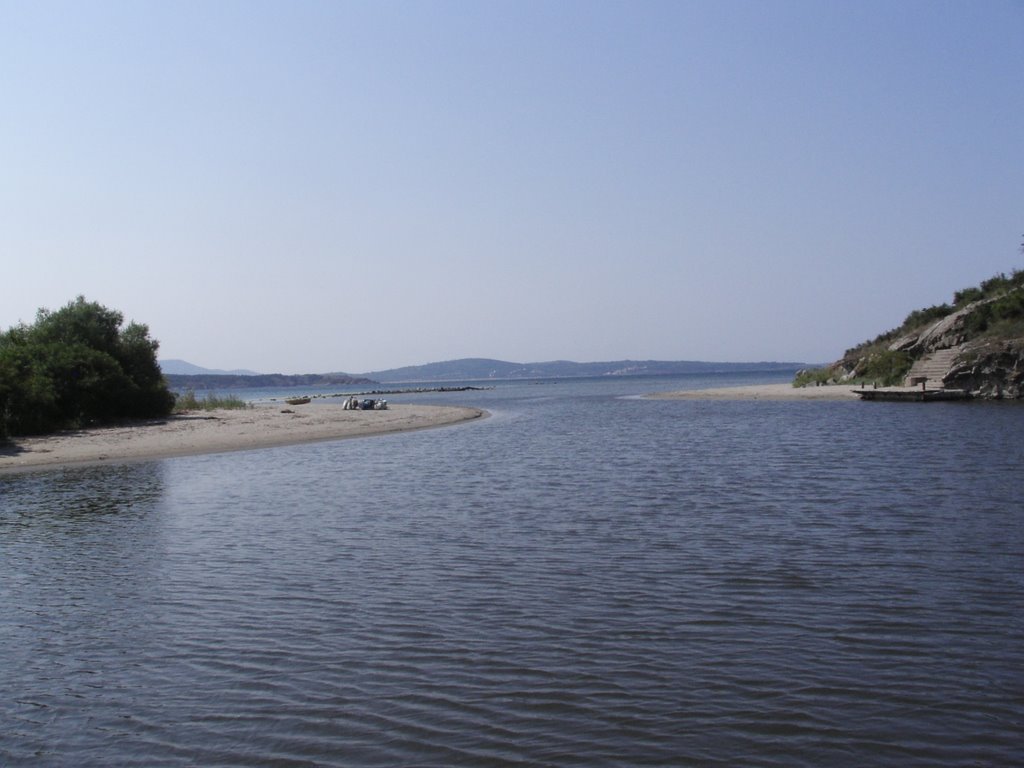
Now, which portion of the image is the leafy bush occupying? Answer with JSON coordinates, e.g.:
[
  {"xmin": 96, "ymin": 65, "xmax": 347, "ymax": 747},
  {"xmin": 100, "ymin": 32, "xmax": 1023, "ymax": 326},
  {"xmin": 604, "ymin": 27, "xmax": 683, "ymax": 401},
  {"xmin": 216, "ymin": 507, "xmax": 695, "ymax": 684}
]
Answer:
[
  {"xmin": 964, "ymin": 287, "xmax": 1024, "ymax": 336},
  {"xmin": 857, "ymin": 349, "xmax": 912, "ymax": 386},
  {"xmin": 955, "ymin": 269, "xmax": 1024, "ymax": 307},
  {"xmin": 793, "ymin": 367, "xmax": 837, "ymax": 387},
  {"xmin": 903, "ymin": 303, "xmax": 953, "ymax": 329},
  {"xmin": 0, "ymin": 297, "xmax": 175, "ymax": 437},
  {"xmin": 953, "ymin": 286, "xmax": 984, "ymax": 306}
]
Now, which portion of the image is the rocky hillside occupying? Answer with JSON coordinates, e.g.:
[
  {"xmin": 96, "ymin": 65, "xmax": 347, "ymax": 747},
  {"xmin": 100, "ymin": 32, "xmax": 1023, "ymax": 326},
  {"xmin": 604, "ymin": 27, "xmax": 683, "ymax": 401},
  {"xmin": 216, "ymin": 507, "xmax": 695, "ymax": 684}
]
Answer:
[{"xmin": 799, "ymin": 269, "xmax": 1024, "ymax": 399}]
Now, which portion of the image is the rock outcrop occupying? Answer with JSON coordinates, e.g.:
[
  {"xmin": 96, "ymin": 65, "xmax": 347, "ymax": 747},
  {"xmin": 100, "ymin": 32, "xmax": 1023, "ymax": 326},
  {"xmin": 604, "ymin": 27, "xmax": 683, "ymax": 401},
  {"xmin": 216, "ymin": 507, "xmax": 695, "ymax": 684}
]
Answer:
[
  {"xmin": 944, "ymin": 339, "xmax": 1024, "ymax": 399},
  {"xmin": 821, "ymin": 286, "xmax": 1024, "ymax": 399},
  {"xmin": 887, "ymin": 299, "xmax": 985, "ymax": 356}
]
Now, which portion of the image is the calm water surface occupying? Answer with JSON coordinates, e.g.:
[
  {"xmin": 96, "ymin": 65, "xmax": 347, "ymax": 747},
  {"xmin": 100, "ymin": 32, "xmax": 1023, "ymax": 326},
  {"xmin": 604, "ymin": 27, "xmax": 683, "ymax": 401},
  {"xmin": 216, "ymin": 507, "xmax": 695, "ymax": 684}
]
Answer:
[{"xmin": 2, "ymin": 373, "xmax": 1022, "ymax": 766}]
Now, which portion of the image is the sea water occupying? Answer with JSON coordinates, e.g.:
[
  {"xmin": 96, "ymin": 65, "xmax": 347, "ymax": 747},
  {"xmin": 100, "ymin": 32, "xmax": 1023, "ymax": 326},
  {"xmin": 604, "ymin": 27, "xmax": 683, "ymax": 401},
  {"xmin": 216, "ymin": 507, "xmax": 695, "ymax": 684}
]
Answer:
[{"xmin": 2, "ymin": 372, "xmax": 1022, "ymax": 767}]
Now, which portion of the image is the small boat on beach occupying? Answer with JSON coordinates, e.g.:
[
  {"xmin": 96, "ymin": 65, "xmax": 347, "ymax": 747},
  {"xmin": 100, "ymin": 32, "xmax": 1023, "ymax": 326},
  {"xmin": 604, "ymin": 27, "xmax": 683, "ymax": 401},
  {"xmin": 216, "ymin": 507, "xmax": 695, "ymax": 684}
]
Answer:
[{"xmin": 285, "ymin": 397, "xmax": 311, "ymax": 405}]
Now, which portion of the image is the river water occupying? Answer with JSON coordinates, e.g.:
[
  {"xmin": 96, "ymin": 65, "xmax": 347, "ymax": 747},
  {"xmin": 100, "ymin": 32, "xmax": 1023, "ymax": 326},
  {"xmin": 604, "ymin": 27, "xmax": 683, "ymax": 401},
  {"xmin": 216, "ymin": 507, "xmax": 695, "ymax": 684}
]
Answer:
[{"xmin": 2, "ymin": 372, "xmax": 1022, "ymax": 767}]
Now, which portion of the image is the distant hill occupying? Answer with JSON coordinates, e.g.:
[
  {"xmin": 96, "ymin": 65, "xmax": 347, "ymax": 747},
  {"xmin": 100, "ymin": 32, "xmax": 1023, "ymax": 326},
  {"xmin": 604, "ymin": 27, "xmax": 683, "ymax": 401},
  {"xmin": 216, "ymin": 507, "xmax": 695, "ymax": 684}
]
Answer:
[
  {"xmin": 159, "ymin": 359, "xmax": 261, "ymax": 376},
  {"xmin": 159, "ymin": 357, "xmax": 807, "ymax": 389},
  {"xmin": 164, "ymin": 372, "xmax": 375, "ymax": 390},
  {"xmin": 160, "ymin": 360, "xmax": 373, "ymax": 389},
  {"xmin": 365, "ymin": 358, "xmax": 807, "ymax": 383}
]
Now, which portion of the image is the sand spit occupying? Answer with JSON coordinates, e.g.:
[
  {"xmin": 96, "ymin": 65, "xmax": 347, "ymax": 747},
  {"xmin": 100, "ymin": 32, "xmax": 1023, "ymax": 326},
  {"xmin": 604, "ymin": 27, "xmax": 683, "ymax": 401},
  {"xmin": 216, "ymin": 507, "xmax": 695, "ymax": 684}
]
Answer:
[
  {"xmin": 650, "ymin": 382, "xmax": 860, "ymax": 401},
  {"xmin": 0, "ymin": 403, "xmax": 486, "ymax": 475}
]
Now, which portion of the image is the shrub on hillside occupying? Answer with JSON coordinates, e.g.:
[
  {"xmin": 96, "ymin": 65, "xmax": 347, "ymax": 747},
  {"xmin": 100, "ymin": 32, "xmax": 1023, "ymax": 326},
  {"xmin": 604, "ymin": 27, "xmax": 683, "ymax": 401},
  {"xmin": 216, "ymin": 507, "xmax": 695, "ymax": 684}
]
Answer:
[
  {"xmin": 964, "ymin": 287, "xmax": 1024, "ymax": 336},
  {"xmin": 857, "ymin": 349, "xmax": 912, "ymax": 386},
  {"xmin": 903, "ymin": 303, "xmax": 953, "ymax": 329},
  {"xmin": 793, "ymin": 367, "xmax": 838, "ymax": 387}
]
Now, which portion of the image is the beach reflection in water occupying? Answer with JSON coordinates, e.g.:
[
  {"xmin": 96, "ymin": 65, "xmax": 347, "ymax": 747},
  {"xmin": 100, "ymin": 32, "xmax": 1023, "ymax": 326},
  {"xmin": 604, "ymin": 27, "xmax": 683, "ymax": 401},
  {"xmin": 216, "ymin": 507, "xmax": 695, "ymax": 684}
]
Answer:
[{"xmin": 2, "ymin": 373, "xmax": 1022, "ymax": 767}]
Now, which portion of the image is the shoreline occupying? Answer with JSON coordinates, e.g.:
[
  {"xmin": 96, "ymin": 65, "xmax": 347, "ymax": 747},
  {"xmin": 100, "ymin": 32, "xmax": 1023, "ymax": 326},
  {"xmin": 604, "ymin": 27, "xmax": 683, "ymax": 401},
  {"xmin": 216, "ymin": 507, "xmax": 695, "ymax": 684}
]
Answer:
[
  {"xmin": 0, "ymin": 403, "xmax": 486, "ymax": 475},
  {"xmin": 649, "ymin": 382, "xmax": 860, "ymax": 401}
]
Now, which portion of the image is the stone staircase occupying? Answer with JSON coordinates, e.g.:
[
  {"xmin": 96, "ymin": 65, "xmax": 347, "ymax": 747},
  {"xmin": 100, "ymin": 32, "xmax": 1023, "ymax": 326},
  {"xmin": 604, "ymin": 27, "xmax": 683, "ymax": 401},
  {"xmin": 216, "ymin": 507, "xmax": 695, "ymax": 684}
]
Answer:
[{"xmin": 904, "ymin": 347, "xmax": 963, "ymax": 388}]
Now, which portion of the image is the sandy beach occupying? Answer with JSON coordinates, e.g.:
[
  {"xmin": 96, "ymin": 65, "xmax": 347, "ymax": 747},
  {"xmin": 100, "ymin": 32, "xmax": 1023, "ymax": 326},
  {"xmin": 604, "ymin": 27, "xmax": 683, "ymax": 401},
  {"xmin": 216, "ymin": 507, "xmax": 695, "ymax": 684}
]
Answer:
[
  {"xmin": 0, "ymin": 403, "xmax": 486, "ymax": 475},
  {"xmin": 650, "ymin": 382, "xmax": 860, "ymax": 401}
]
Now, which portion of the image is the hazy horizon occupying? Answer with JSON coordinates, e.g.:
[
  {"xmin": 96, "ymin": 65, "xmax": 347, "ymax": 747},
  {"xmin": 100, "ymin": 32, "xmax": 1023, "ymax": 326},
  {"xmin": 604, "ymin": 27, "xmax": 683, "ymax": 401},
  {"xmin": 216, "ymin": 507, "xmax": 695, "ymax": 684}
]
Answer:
[
  {"xmin": 158, "ymin": 354, "xmax": 814, "ymax": 378},
  {"xmin": 4, "ymin": 1, "xmax": 1022, "ymax": 374}
]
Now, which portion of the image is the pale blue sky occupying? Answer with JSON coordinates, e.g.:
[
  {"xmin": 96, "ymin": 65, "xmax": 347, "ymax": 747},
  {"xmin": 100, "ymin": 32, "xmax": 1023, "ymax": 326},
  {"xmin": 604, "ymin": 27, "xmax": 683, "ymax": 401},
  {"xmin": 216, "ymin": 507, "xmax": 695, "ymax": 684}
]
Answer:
[{"xmin": 3, "ymin": 0, "xmax": 1022, "ymax": 373}]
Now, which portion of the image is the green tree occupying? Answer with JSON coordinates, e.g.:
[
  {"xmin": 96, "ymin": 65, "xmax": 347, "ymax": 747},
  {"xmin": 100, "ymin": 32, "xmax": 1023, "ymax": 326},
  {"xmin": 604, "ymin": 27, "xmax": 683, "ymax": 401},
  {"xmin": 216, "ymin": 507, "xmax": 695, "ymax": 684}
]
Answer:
[{"xmin": 0, "ymin": 297, "xmax": 175, "ymax": 437}]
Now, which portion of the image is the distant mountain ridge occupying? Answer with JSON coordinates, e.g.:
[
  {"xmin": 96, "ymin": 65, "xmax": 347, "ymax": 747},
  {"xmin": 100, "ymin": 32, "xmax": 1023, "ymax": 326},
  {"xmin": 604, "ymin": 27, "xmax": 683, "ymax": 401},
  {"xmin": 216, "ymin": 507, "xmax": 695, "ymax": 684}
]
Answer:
[
  {"xmin": 365, "ymin": 358, "xmax": 806, "ymax": 383},
  {"xmin": 164, "ymin": 372, "xmax": 375, "ymax": 390},
  {"xmin": 160, "ymin": 357, "xmax": 807, "ymax": 389},
  {"xmin": 159, "ymin": 359, "xmax": 261, "ymax": 376},
  {"xmin": 159, "ymin": 359, "xmax": 372, "ymax": 389}
]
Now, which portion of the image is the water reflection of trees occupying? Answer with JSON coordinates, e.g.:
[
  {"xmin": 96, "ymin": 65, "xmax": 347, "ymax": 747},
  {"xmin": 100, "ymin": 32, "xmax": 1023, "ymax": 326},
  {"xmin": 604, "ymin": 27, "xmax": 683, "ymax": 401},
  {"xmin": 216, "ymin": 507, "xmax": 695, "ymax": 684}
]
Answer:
[{"xmin": 2, "ymin": 461, "xmax": 167, "ymax": 526}]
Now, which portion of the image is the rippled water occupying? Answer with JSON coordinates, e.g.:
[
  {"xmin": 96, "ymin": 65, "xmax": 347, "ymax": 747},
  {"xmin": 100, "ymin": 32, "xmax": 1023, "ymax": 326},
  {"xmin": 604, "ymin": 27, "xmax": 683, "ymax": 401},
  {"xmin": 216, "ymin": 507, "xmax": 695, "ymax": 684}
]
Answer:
[{"xmin": 2, "ymin": 374, "xmax": 1022, "ymax": 766}]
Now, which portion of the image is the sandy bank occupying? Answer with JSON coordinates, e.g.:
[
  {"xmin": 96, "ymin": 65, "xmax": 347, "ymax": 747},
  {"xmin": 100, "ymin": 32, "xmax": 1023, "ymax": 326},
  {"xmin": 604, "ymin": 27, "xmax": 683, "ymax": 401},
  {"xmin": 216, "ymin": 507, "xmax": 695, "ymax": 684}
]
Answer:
[
  {"xmin": 650, "ymin": 382, "xmax": 860, "ymax": 401},
  {"xmin": 0, "ymin": 403, "xmax": 486, "ymax": 475}
]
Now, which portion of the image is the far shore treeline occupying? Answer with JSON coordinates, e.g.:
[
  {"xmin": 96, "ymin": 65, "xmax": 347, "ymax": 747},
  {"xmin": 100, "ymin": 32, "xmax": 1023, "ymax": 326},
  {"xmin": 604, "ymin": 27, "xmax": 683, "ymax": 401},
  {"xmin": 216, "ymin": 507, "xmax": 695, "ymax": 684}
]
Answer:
[{"xmin": 0, "ymin": 297, "xmax": 175, "ymax": 438}]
